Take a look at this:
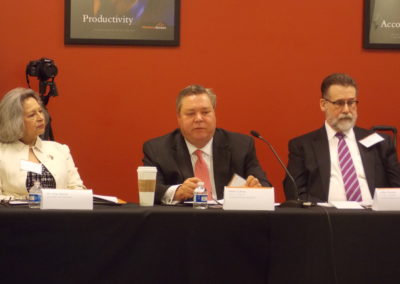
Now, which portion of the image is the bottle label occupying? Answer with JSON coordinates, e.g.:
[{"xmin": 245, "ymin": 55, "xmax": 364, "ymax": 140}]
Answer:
[
  {"xmin": 194, "ymin": 194, "xmax": 207, "ymax": 203},
  {"xmin": 29, "ymin": 193, "xmax": 41, "ymax": 202}
]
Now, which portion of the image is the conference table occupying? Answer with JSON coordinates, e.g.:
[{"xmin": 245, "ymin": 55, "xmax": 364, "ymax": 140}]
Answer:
[{"xmin": 0, "ymin": 203, "xmax": 399, "ymax": 284}]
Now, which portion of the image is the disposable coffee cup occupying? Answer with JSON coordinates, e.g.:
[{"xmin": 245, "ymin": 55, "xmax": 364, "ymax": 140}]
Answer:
[{"xmin": 137, "ymin": 166, "xmax": 157, "ymax": 206}]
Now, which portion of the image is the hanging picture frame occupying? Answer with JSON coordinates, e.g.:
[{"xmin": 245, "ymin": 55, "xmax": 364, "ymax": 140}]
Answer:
[
  {"xmin": 65, "ymin": 0, "xmax": 180, "ymax": 46},
  {"xmin": 364, "ymin": 0, "xmax": 400, "ymax": 49}
]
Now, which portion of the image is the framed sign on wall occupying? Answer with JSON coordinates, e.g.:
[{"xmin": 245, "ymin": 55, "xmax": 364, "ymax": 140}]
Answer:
[
  {"xmin": 65, "ymin": 0, "xmax": 180, "ymax": 46},
  {"xmin": 364, "ymin": 0, "xmax": 400, "ymax": 49}
]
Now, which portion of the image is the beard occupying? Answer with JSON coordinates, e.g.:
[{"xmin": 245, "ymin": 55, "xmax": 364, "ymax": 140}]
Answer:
[{"xmin": 330, "ymin": 113, "xmax": 357, "ymax": 132}]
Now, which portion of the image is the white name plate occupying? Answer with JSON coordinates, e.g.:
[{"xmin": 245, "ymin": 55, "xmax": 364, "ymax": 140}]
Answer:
[
  {"xmin": 223, "ymin": 187, "xmax": 275, "ymax": 211},
  {"xmin": 41, "ymin": 189, "xmax": 93, "ymax": 210},
  {"xmin": 372, "ymin": 188, "xmax": 400, "ymax": 211}
]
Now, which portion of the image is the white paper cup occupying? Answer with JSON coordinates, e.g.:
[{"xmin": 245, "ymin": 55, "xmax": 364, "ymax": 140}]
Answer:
[{"xmin": 137, "ymin": 166, "xmax": 157, "ymax": 206}]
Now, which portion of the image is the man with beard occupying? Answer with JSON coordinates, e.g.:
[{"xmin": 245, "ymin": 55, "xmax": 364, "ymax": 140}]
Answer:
[{"xmin": 283, "ymin": 73, "xmax": 400, "ymax": 204}]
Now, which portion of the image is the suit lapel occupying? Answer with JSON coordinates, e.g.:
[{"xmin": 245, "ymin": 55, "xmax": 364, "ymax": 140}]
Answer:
[
  {"xmin": 172, "ymin": 131, "xmax": 194, "ymax": 180},
  {"xmin": 354, "ymin": 127, "xmax": 375, "ymax": 194},
  {"xmin": 212, "ymin": 130, "xmax": 231, "ymax": 198},
  {"xmin": 312, "ymin": 127, "xmax": 331, "ymax": 199}
]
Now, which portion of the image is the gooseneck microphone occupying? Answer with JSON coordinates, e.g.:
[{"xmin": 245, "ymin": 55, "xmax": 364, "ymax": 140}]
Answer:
[{"xmin": 250, "ymin": 130, "xmax": 312, "ymax": 208}]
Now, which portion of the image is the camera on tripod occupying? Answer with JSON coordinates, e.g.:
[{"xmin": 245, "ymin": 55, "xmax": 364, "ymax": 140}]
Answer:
[
  {"xmin": 26, "ymin": 57, "xmax": 58, "ymax": 101},
  {"xmin": 25, "ymin": 57, "xmax": 60, "ymax": 141},
  {"xmin": 26, "ymin": 58, "xmax": 58, "ymax": 81}
]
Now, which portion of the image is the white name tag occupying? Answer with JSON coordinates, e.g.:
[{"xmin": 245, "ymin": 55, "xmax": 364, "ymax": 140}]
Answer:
[
  {"xmin": 41, "ymin": 189, "xmax": 93, "ymax": 210},
  {"xmin": 359, "ymin": 133, "xmax": 384, "ymax": 148},
  {"xmin": 372, "ymin": 188, "xmax": 400, "ymax": 211},
  {"xmin": 20, "ymin": 160, "xmax": 42, "ymax": 174},
  {"xmin": 223, "ymin": 187, "xmax": 275, "ymax": 211}
]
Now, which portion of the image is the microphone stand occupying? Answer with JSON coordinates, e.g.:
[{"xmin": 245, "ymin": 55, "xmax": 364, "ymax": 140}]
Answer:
[{"xmin": 250, "ymin": 130, "xmax": 313, "ymax": 208}]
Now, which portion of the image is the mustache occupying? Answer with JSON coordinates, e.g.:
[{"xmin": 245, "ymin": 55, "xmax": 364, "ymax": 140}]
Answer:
[{"xmin": 338, "ymin": 114, "xmax": 353, "ymax": 120}]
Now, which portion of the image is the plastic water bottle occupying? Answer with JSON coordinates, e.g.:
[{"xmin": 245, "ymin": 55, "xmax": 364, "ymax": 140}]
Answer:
[
  {"xmin": 29, "ymin": 181, "xmax": 42, "ymax": 209},
  {"xmin": 193, "ymin": 182, "xmax": 208, "ymax": 209}
]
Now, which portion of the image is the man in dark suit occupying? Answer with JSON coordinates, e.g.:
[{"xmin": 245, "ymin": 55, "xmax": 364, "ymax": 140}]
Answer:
[
  {"xmin": 143, "ymin": 84, "xmax": 271, "ymax": 204},
  {"xmin": 284, "ymin": 73, "xmax": 400, "ymax": 204}
]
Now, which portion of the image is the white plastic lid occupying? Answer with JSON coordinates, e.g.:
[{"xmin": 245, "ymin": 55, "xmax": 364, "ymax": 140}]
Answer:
[
  {"xmin": 137, "ymin": 166, "xmax": 157, "ymax": 173},
  {"xmin": 197, "ymin": 182, "xmax": 205, "ymax": 186}
]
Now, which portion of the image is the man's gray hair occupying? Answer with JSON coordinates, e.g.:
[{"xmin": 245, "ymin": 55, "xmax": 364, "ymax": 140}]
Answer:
[
  {"xmin": 176, "ymin": 84, "xmax": 216, "ymax": 113},
  {"xmin": 0, "ymin": 87, "xmax": 46, "ymax": 143}
]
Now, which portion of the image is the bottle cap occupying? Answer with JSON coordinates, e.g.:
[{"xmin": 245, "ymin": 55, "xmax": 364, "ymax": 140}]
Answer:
[{"xmin": 197, "ymin": 182, "xmax": 205, "ymax": 186}]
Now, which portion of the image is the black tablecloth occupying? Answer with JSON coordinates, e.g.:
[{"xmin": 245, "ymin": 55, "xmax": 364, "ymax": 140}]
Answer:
[{"xmin": 1, "ymin": 204, "xmax": 399, "ymax": 284}]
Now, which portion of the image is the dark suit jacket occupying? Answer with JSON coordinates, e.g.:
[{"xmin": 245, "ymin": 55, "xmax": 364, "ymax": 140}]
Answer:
[
  {"xmin": 283, "ymin": 126, "xmax": 400, "ymax": 202},
  {"xmin": 143, "ymin": 128, "xmax": 271, "ymax": 204}
]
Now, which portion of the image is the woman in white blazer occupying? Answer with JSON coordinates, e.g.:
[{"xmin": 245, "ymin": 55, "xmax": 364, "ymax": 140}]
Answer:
[{"xmin": 0, "ymin": 88, "xmax": 85, "ymax": 200}]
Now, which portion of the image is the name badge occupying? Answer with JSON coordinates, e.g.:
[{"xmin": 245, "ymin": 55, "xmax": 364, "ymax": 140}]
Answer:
[
  {"xmin": 223, "ymin": 187, "xmax": 275, "ymax": 211},
  {"xmin": 359, "ymin": 133, "xmax": 384, "ymax": 148},
  {"xmin": 20, "ymin": 160, "xmax": 42, "ymax": 174}
]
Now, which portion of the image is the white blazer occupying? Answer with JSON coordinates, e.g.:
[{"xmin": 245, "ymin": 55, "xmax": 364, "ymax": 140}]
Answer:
[{"xmin": 0, "ymin": 137, "xmax": 85, "ymax": 199}]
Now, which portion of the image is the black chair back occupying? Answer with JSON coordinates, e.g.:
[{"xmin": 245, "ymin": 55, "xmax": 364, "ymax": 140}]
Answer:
[{"xmin": 370, "ymin": 125, "xmax": 397, "ymax": 147}]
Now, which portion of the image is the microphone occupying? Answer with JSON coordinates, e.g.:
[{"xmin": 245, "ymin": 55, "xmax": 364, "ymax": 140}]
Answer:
[{"xmin": 250, "ymin": 130, "xmax": 312, "ymax": 208}]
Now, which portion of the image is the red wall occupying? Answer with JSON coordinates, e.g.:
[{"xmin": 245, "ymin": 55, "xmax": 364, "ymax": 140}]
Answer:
[{"xmin": 1, "ymin": 1, "xmax": 399, "ymax": 202}]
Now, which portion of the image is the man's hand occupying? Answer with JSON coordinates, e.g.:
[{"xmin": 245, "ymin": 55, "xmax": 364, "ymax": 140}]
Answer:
[
  {"xmin": 245, "ymin": 175, "xmax": 262, "ymax": 187},
  {"xmin": 173, "ymin": 177, "xmax": 201, "ymax": 201}
]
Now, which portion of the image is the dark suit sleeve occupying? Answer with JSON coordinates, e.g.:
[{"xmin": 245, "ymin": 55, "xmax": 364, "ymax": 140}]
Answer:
[
  {"xmin": 142, "ymin": 141, "xmax": 171, "ymax": 204},
  {"xmin": 283, "ymin": 138, "xmax": 308, "ymax": 200},
  {"xmin": 378, "ymin": 134, "xmax": 400, "ymax": 187}
]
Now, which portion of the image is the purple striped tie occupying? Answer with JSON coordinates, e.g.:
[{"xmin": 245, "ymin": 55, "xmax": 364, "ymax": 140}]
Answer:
[{"xmin": 336, "ymin": 133, "xmax": 362, "ymax": 202}]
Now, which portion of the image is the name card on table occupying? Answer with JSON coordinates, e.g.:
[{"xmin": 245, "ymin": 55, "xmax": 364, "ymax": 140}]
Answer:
[
  {"xmin": 372, "ymin": 188, "xmax": 400, "ymax": 211},
  {"xmin": 223, "ymin": 187, "xmax": 275, "ymax": 211},
  {"xmin": 41, "ymin": 189, "xmax": 93, "ymax": 210}
]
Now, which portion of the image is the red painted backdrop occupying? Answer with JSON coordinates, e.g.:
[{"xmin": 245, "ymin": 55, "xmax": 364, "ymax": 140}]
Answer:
[{"xmin": 0, "ymin": 1, "xmax": 399, "ymax": 202}]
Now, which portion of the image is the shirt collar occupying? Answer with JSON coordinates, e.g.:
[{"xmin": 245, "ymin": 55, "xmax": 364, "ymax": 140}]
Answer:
[
  {"xmin": 185, "ymin": 138, "xmax": 213, "ymax": 157},
  {"xmin": 15, "ymin": 136, "xmax": 44, "ymax": 152},
  {"xmin": 33, "ymin": 137, "xmax": 44, "ymax": 152}
]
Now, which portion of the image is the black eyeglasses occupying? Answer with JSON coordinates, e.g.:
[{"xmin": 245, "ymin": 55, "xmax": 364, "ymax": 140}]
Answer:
[{"xmin": 324, "ymin": 98, "xmax": 359, "ymax": 108}]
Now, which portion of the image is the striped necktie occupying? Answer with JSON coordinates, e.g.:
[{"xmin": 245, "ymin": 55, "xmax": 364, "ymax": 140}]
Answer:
[{"xmin": 336, "ymin": 132, "xmax": 362, "ymax": 202}]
